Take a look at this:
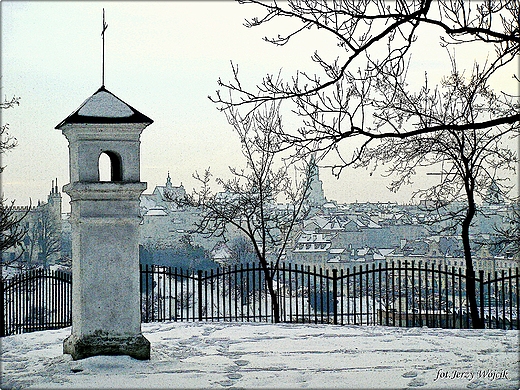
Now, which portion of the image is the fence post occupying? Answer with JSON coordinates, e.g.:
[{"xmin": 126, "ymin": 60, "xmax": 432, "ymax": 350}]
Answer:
[
  {"xmin": 197, "ymin": 270, "xmax": 203, "ymax": 321},
  {"xmin": 332, "ymin": 269, "xmax": 338, "ymax": 325},
  {"xmin": 479, "ymin": 270, "xmax": 485, "ymax": 328}
]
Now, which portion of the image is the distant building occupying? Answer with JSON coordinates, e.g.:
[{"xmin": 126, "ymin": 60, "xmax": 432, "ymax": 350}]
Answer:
[
  {"xmin": 307, "ymin": 153, "xmax": 327, "ymax": 208},
  {"xmin": 139, "ymin": 173, "xmax": 219, "ymax": 251},
  {"xmin": 3, "ymin": 181, "xmax": 64, "ymax": 271}
]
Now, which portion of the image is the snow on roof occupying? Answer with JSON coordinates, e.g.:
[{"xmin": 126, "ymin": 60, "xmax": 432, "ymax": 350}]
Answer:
[
  {"xmin": 55, "ymin": 86, "xmax": 153, "ymax": 128},
  {"xmin": 77, "ymin": 90, "xmax": 134, "ymax": 117},
  {"xmin": 144, "ymin": 207, "xmax": 168, "ymax": 216}
]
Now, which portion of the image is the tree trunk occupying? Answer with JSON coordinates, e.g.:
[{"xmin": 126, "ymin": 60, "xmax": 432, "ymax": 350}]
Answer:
[
  {"xmin": 259, "ymin": 260, "xmax": 280, "ymax": 323},
  {"xmin": 462, "ymin": 188, "xmax": 485, "ymax": 329}
]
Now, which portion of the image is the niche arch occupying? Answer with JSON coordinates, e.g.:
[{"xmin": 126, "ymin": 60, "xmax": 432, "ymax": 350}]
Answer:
[{"xmin": 98, "ymin": 151, "xmax": 123, "ymax": 182}]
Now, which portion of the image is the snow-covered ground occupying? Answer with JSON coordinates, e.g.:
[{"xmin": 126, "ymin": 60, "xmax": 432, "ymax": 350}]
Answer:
[{"xmin": 2, "ymin": 321, "xmax": 518, "ymax": 389}]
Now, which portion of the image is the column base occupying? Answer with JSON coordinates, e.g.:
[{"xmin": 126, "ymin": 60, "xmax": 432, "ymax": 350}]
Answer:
[{"xmin": 63, "ymin": 332, "xmax": 150, "ymax": 360}]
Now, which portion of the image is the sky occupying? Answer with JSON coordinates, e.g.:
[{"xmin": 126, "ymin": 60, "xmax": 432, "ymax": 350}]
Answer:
[
  {"xmin": 2, "ymin": 321, "xmax": 518, "ymax": 389},
  {"xmin": 1, "ymin": 1, "xmax": 518, "ymax": 211}
]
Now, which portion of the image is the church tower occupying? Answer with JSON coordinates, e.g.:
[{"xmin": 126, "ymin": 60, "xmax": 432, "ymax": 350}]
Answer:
[
  {"xmin": 57, "ymin": 86, "xmax": 153, "ymax": 360},
  {"xmin": 308, "ymin": 153, "xmax": 327, "ymax": 208}
]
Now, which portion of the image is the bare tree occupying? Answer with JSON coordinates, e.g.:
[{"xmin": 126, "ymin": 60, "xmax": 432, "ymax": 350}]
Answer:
[
  {"xmin": 491, "ymin": 202, "xmax": 520, "ymax": 256},
  {"xmin": 0, "ymin": 95, "xmax": 20, "ymax": 162},
  {"xmin": 183, "ymin": 103, "xmax": 313, "ymax": 322},
  {"xmin": 351, "ymin": 62, "xmax": 518, "ymax": 328},
  {"xmin": 1, "ymin": 95, "xmax": 28, "ymax": 270},
  {"xmin": 22, "ymin": 207, "xmax": 61, "ymax": 269},
  {"xmin": 211, "ymin": 0, "xmax": 519, "ymax": 329},
  {"xmin": 212, "ymin": 0, "xmax": 518, "ymax": 155},
  {"xmin": 0, "ymin": 201, "xmax": 29, "ymax": 270}
]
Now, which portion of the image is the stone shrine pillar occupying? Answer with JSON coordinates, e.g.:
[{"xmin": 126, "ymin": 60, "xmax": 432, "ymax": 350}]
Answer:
[{"xmin": 57, "ymin": 86, "xmax": 153, "ymax": 360}]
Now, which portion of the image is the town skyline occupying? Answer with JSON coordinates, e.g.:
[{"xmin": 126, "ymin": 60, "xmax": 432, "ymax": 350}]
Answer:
[{"xmin": 1, "ymin": 2, "xmax": 518, "ymax": 212}]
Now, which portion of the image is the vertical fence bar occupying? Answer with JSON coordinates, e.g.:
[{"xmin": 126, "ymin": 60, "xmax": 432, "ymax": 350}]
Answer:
[
  {"xmin": 515, "ymin": 267, "xmax": 520, "ymax": 329},
  {"xmin": 411, "ymin": 261, "xmax": 416, "ymax": 327},
  {"xmin": 365, "ymin": 265, "xmax": 369, "ymax": 326},
  {"xmin": 424, "ymin": 262, "xmax": 429, "ymax": 328},
  {"xmin": 371, "ymin": 263, "xmax": 376, "ymax": 326},
  {"xmin": 282, "ymin": 263, "xmax": 286, "ymax": 323},
  {"xmin": 312, "ymin": 266, "xmax": 317, "ymax": 324},
  {"xmin": 204, "ymin": 270, "xmax": 208, "ymax": 321},
  {"xmin": 245, "ymin": 264, "xmax": 250, "ymax": 322},
  {"xmin": 332, "ymin": 269, "xmax": 338, "ymax": 325},
  {"xmin": 378, "ymin": 263, "xmax": 383, "ymax": 326},
  {"xmin": 340, "ymin": 268, "xmax": 344, "ymax": 325},
  {"xmin": 346, "ymin": 267, "xmax": 350, "ymax": 325},
  {"xmin": 444, "ymin": 264, "xmax": 448, "ymax": 328},
  {"xmin": 438, "ymin": 264, "xmax": 442, "ymax": 328},
  {"xmin": 319, "ymin": 267, "xmax": 324, "ymax": 324},
  {"xmin": 302, "ymin": 265, "xmax": 307, "ymax": 323},
  {"xmin": 251, "ymin": 264, "xmax": 255, "ymax": 322},
  {"xmin": 216, "ymin": 267, "xmax": 221, "ymax": 321},
  {"xmin": 398, "ymin": 261, "xmax": 402, "ymax": 328},
  {"xmin": 494, "ymin": 270, "xmax": 498, "ymax": 329},
  {"xmin": 192, "ymin": 270, "xmax": 196, "ymax": 321},
  {"xmin": 240, "ymin": 265, "xmax": 244, "ymax": 322},
  {"xmin": 308, "ymin": 266, "xmax": 312, "ymax": 324},
  {"xmin": 501, "ymin": 270, "xmax": 506, "ymax": 330},
  {"xmin": 405, "ymin": 262, "xmax": 409, "ymax": 327},
  {"xmin": 391, "ymin": 262, "xmax": 395, "ymax": 327},
  {"xmin": 479, "ymin": 270, "xmax": 484, "ymax": 329},
  {"xmin": 418, "ymin": 261, "xmax": 422, "ymax": 327},
  {"xmin": 508, "ymin": 268, "xmax": 512, "ymax": 330},
  {"xmin": 451, "ymin": 266, "xmax": 455, "ymax": 328},
  {"xmin": 180, "ymin": 268, "xmax": 184, "ymax": 322},
  {"xmin": 487, "ymin": 272, "xmax": 491, "ymax": 328},
  {"xmin": 210, "ymin": 269, "xmax": 214, "ymax": 322},
  {"xmin": 229, "ymin": 267, "xmax": 233, "ymax": 322},
  {"xmin": 286, "ymin": 263, "xmax": 291, "ymax": 323},
  {"xmin": 353, "ymin": 266, "xmax": 357, "ymax": 325},
  {"xmin": 197, "ymin": 270, "xmax": 203, "ymax": 321},
  {"xmin": 458, "ymin": 267, "xmax": 464, "ymax": 329},
  {"xmin": 384, "ymin": 263, "xmax": 389, "ymax": 326}
]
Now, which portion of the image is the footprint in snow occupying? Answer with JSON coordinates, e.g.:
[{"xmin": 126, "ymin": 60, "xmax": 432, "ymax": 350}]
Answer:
[
  {"xmin": 407, "ymin": 377, "xmax": 426, "ymax": 387},
  {"xmin": 234, "ymin": 359, "xmax": 250, "ymax": 367},
  {"xmin": 219, "ymin": 379, "xmax": 235, "ymax": 387}
]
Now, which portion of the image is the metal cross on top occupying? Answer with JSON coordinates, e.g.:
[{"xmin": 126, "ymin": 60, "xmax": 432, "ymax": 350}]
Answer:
[{"xmin": 101, "ymin": 8, "xmax": 108, "ymax": 87}]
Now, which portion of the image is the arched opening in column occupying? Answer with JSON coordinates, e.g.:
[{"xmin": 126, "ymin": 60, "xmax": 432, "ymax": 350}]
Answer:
[{"xmin": 98, "ymin": 151, "xmax": 122, "ymax": 182}]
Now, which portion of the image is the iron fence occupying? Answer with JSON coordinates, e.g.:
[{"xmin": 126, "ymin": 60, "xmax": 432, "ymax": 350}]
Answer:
[
  {"xmin": 2, "ymin": 261, "xmax": 518, "ymax": 336},
  {"xmin": 139, "ymin": 261, "xmax": 519, "ymax": 330},
  {"xmin": 1, "ymin": 268, "xmax": 72, "ymax": 336}
]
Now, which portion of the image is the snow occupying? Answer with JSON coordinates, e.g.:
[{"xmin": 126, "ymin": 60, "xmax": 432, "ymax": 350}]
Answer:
[
  {"xmin": 77, "ymin": 91, "xmax": 134, "ymax": 118},
  {"xmin": 2, "ymin": 322, "xmax": 518, "ymax": 389}
]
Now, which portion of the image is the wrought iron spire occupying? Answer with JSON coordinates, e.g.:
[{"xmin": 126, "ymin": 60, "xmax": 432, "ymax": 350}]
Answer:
[{"xmin": 101, "ymin": 8, "xmax": 108, "ymax": 87}]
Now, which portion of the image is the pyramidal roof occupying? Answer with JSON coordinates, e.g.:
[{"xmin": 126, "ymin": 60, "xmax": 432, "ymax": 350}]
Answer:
[{"xmin": 55, "ymin": 86, "xmax": 153, "ymax": 129}]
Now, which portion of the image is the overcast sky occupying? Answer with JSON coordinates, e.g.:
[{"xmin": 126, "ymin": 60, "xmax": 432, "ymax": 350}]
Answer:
[{"xmin": 1, "ymin": 2, "xmax": 517, "ymax": 211}]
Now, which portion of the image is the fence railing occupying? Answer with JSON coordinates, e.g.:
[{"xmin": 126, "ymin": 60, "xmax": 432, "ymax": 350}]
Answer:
[
  {"xmin": 1, "ymin": 268, "xmax": 72, "ymax": 336},
  {"xmin": 140, "ymin": 262, "xmax": 519, "ymax": 330},
  {"xmin": 2, "ymin": 262, "xmax": 518, "ymax": 336}
]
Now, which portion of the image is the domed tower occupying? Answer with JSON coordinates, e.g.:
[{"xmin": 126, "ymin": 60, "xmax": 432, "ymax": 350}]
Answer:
[{"xmin": 57, "ymin": 86, "xmax": 153, "ymax": 360}]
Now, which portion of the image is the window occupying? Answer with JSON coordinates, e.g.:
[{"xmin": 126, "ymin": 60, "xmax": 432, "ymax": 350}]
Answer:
[{"xmin": 98, "ymin": 151, "xmax": 122, "ymax": 182}]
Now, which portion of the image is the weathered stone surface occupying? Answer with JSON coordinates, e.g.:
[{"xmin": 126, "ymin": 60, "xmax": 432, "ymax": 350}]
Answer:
[
  {"xmin": 63, "ymin": 332, "xmax": 150, "ymax": 360},
  {"xmin": 58, "ymin": 88, "xmax": 153, "ymax": 362}
]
